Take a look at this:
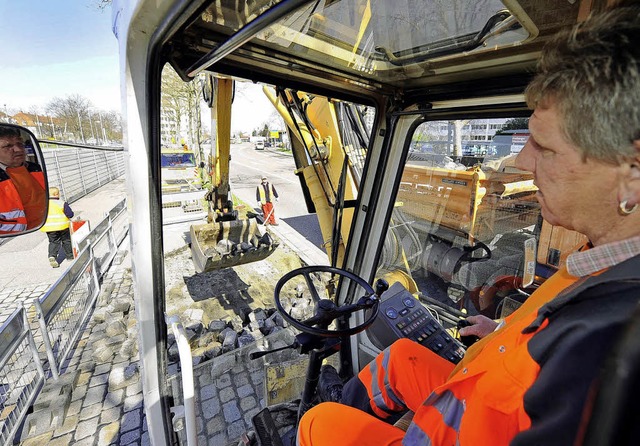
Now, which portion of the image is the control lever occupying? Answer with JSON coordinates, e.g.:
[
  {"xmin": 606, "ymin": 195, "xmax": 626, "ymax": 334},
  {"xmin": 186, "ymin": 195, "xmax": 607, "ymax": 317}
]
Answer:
[
  {"xmin": 456, "ymin": 319, "xmax": 480, "ymax": 348},
  {"xmin": 249, "ymin": 340, "xmax": 299, "ymax": 360},
  {"xmin": 375, "ymin": 278, "xmax": 389, "ymax": 297}
]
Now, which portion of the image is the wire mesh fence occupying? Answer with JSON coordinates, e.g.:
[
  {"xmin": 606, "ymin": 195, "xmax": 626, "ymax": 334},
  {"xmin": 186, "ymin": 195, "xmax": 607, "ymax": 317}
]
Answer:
[
  {"xmin": 34, "ymin": 247, "xmax": 100, "ymax": 379},
  {"xmin": 0, "ymin": 309, "xmax": 45, "ymax": 446},
  {"xmin": 43, "ymin": 148, "xmax": 125, "ymax": 204}
]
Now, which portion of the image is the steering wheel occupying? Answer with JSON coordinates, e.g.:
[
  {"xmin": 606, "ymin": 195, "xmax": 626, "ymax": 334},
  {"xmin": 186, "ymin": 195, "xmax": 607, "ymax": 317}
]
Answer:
[{"xmin": 274, "ymin": 265, "xmax": 379, "ymax": 338}]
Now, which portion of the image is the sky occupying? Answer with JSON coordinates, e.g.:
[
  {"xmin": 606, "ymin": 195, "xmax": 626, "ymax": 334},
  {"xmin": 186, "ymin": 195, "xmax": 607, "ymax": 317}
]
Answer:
[
  {"xmin": 0, "ymin": 1, "xmax": 276, "ymax": 133},
  {"xmin": 0, "ymin": 1, "xmax": 120, "ymax": 113}
]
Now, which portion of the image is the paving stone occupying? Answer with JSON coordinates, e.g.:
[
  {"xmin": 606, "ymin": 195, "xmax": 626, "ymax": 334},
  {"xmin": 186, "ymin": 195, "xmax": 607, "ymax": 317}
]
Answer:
[
  {"xmin": 206, "ymin": 416, "xmax": 225, "ymax": 433},
  {"xmin": 227, "ymin": 420, "xmax": 247, "ymax": 440},
  {"xmin": 109, "ymin": 364, "xmax": 140, "ymax": 391},
  {"xmin": 141, "ymin": 431, "xmax": 150, "ymax": 445},
  {"xmin": 84, "ymin": 385, "xmax": 107, "ymax": 407},
  {"xmin": 95, "ymin": 362, "xmax": 114, "ymax": 375},
  {"xmin": 98, "ymin": 421, "xmax": 121, "ymax": 446},
  {"xmin": 73, "ymin": 436, "xmax": 97, "ymax": 446},
  {"xmin": 121, "ymin": 408, "xmax": 142, "ymax": 432},
  {"xmin": 209, "ymin": 433, "xmax": 227, "ymax": 446},
  {"xmin": 101, "ymin": 406, "xmax": 122, "ymax": 424},
  {"xmin": 124, "ymin": 393, "xmax": 143, "ymax": 411},
  {"xmin": 200, "ymin": 384, "xmax": 216, "ymax": 400},
  {"xmin": 202, "ymin": 397, "xmax": 221, "ymax": 419},
  {"xmin": 49, "ymin": 433, "xmax": 74, "ymax": 446},
  {"xmin": 77, "ymin": 371, "xmax": 93, "ymax": 386},
  {"xmin": 126, "ymin": 380, "xmax": 143, "ymax": 397},
  {"xmin": 75, "ymin": 416, "xmax": 100, "ymax": 440},
  {"xmin": 79, "ymin": 402, "xmax": 105, "ymax": 421},
  {"xmin": 219, "ymin": 387, "xmax": 236, "ymax": 403},
  {"xmin": 53, "ymin": 414, "xmax": 80, "ymax": 437},
  {"xmin": 119, "ymin": 428, "xmax": 141, "ymax": 445},
  {"xmin": 238, "ymin": 384, "xmax": 255, "ymax": 398},
  {"xmin": 240, "ymin": 396, "xmax": 257, "ymax": 412},
  {"xmin": 234, "ymin": 373, "xmax": 251, "ymax": 389},
  {"xmin": 222, "ymin": 401, "xmax": 241, "ymax": 423},
  {"xmin": 243, "ymin": 407, "xmax": 261, "ymax": 426},
  {"xmin": 250, "ymin": 370, "xmax": 263, "ymax": 386},
  {"xmin": 90, "ymin": 372, "xmax": 110, "ymax": 388},
  {"xmin": 104, "ymin": 388, "xmax": 125, "ymax": 409},
  {"xmin": 66, "ymin": 399, "xmax": 83, "ymax": 417},
  {"xmin": 196, "ymin": 415, "xmax": 204, "ymax": 434},
  {"xmin": 216, "ymin": 373, "xmax": 232, "ymax": 389}
]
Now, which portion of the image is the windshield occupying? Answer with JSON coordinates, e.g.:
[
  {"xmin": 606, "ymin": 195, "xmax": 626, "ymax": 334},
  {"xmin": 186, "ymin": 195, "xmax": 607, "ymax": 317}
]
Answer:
[
  {"xmin": 375, "ymin": 115, "xmax": 550, "ymax": 320},
  {"xmin": 161, "ymin": 153, "xmax": 196, "ymax": 167}
]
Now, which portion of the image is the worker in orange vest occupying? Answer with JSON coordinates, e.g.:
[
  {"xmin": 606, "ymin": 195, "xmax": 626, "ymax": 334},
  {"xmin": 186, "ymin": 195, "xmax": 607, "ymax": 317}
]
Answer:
[
  {"xmin": 299, "ymin": 5, "xmax": 640, "ymax": 446},
  {"xmin": 0, "ymin": 126, "xmax": 46, "ymax": 233}
]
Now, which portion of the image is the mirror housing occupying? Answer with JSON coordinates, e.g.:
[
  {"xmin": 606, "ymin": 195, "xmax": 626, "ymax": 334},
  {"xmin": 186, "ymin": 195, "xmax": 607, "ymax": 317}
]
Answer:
[{"xmin": 0, "ymin": 124, "xmax": 48, "ymax": 237}]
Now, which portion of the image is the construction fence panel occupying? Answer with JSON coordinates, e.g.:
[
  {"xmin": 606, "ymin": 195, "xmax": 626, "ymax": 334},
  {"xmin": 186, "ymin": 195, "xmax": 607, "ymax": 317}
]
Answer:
[
  {"xmin": 42, "ymin": 147, "xmax": 125, "ymax": 204},
  {"xmin": 0, "ymin": 308, "xmax": 45, "ymax": 446},
  {"xmin": 33, "ymin": 247, "xmax": 100, "ymax": 379}
]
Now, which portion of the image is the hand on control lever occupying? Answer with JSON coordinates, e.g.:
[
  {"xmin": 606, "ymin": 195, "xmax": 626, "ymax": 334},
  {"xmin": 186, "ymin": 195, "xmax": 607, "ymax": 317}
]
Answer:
[{"xmin": 457, "ymin": 315, "xmax": 498, "ymax": 347}]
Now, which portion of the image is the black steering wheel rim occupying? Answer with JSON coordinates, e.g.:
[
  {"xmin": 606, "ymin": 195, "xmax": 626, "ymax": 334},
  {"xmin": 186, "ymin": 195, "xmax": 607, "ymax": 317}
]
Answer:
[{"xmin": 274, "ymin": 265, "xmax": 379, "ymax": 338}]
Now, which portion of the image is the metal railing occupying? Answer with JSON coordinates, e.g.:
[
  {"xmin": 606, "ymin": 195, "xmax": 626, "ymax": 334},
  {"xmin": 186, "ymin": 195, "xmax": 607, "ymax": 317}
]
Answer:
[
  {"xmin": 166, "ymin": 316, "xmax": 197, "ymax": 446},
  {"xmin": 43, "ymin": 146, "xmax": 125, "ymax": 204},
  {"xmin": 34, "ymin": 247, "xmax": 100, "ymax": 379},
  {"xmin": 76, "ymin": 199, "xmax": 127, "ymax": 275},
  {"xmin": 0, "ymin": 309, "xmax": 46, "ymax": 446},
  {"xmin": 0, "ymin": 199, "xmax": 128, "ymax": 445}
]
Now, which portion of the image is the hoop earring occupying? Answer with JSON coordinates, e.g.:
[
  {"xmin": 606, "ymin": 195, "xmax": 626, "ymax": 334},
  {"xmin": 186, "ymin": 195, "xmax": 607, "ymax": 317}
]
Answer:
[{"xmin": 619, "ymin": 200, "xmax": 638, "ymax": 215}]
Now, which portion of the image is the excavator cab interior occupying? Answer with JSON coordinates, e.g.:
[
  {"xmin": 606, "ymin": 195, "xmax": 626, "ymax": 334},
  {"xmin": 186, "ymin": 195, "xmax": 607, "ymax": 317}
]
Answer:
[{"xmin": 113, "ymin": 0, "xmax": 639, "ymax": 444}]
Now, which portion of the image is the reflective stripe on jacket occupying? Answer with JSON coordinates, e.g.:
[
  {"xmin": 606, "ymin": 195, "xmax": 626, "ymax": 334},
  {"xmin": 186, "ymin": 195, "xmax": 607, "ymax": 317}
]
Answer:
[
  {"xmin": 402, "ymin": 268, "xmax": 585, "ymax": 446},
  {"xmin": 353, "ymin": 268, "xmax": 582, "ymax": 446},
  {"xmin": 41, "ymin": 199, "xmax": 70, "ymax": 232}
]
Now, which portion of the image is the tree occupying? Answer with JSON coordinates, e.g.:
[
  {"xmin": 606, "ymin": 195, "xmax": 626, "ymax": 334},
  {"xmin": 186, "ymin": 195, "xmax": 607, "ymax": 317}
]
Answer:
[
  {"xmin": 45, "ymin": 94, "xmax": 92, "ymax": 142},
  {"xmin": 161, "ymin": 65, "xmax": 205, "ymax": 158},
  {"xmin": 497, "ymin": 118, "xmax": 529, "ymax": 134},
  {"xmin": 44, "ymin": 95, "xmax": 122, "ymax": 144}
]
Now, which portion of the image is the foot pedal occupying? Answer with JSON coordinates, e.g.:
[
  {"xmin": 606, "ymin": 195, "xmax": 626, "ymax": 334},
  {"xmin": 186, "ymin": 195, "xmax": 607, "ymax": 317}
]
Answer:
[{"xmin": 252, "ymin": 408, "xmax": 285, "ymax": 446}]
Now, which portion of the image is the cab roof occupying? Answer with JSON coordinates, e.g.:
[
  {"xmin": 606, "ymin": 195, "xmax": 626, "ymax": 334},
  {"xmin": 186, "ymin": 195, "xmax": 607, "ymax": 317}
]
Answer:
[{"xmin": 163, "ymin": 0, "xmax": 593, "ymax": 103}]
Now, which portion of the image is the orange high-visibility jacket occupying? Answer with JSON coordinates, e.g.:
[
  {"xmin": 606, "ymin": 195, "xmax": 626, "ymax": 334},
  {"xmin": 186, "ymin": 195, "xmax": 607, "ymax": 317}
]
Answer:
[
  {"xmin": 400, "ymin": 255, "xmax": 640, "ymax": 446},
  {"xmin": 0, "ymin": 163, "xmax": 45, "ymax": 233}
]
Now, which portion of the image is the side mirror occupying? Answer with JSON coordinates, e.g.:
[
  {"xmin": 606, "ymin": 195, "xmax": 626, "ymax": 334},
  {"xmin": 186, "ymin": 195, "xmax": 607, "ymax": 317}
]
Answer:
[{"xmin": 0, "ymin": 124, "xmax": 49, "ymax": 237}]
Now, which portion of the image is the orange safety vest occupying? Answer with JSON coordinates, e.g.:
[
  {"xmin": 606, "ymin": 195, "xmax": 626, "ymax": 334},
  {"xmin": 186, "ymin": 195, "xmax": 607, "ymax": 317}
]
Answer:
[
  {"xmin": 402, "ymin": 268, "xmax": 583, "ymax": 446},
  {"xmin": 0, "ymin": 165, "xmax": 45, "ymax": 233}
]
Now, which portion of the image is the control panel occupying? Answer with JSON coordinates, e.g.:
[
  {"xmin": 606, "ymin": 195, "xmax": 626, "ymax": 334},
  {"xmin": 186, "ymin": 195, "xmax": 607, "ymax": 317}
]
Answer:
[{"xmin": 367, "ymin": 282, "xmax": 465, "ymax": 364}]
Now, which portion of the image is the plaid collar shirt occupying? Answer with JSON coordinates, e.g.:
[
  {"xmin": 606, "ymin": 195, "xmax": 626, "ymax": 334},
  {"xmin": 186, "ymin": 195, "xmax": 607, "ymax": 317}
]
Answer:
[{"xmin": 566, "ymin": 234, "xmax": 640, "ymax": 277}]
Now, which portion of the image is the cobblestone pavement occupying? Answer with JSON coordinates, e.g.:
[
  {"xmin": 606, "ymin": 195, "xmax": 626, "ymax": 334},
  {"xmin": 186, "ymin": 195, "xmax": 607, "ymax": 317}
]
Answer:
[
  {"xmin": 3, "ymin": 204, "xmax": 325, "ymax": 446},
  {"xmin": 14, "ymin": 262, "xmax": 148, "ymax": 446}
]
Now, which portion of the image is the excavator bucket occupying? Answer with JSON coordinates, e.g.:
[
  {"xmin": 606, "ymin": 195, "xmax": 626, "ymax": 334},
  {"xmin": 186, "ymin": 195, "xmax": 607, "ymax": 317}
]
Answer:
[{"xmin": 190, "ymin": 217, "xmax": 279, "ymax": 273}]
